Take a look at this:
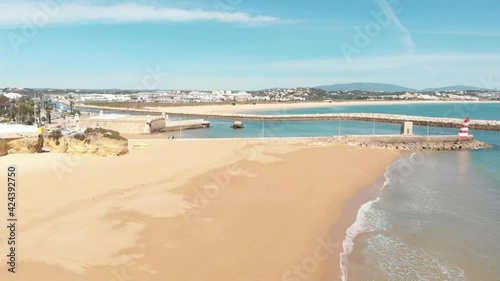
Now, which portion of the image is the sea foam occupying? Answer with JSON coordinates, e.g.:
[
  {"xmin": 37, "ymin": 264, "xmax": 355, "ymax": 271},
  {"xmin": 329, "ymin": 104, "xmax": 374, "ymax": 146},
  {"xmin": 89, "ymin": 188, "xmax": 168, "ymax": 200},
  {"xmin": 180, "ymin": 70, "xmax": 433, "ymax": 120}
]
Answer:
[
  {"xmin": 338, "ymin": 156, "xmax": 408, "ymax": 281},
  {"xmin": 364, "ymin": 234, "xmax": 466, "ymax": 281}
]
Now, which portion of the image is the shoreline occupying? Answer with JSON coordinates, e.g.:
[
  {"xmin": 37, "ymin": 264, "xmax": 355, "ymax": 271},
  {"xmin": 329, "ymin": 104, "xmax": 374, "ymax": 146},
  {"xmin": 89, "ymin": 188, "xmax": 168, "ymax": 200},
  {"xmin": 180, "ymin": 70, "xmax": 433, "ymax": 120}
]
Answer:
[
  {"xmin": 319, "ymin": 163, "xmax": 389, "ymax": 281},
  {"xmin": 69, "ymin": 101, "xmax": 500, "ymax": 131},
  {"xmin": 71, "ymin": 100, "xmax": 500, "ymax": 116},
  {"xmin": 333, "ymin": 152, "xmax": 412, "ymax": 281},
  {"xmin": 0, "ymin": 138, "xmax": 399, "ymax": 281}
]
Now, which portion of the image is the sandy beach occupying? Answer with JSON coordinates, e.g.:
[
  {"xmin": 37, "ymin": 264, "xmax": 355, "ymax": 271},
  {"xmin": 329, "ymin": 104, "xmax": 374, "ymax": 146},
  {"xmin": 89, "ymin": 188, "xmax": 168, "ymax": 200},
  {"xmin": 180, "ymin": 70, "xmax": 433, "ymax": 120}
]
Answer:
[
  {"xmin": 146, "ymin": 100, "xmax": 500, "ymax": 115},
  {"xmin": 0, "ymin": 139, "xmax": 399, "ymax": 281},
  {"xmin": 70, "ymin": 100, "xmax": 499, "ymax": 116}
]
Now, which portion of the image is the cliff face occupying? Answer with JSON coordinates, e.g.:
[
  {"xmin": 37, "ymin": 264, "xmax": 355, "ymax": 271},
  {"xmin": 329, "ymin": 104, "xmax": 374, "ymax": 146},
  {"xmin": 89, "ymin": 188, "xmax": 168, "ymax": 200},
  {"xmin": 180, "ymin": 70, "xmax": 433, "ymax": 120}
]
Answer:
[
  {"xmin": 45, "ymin": 136, "xmax": 69, "ymax": 153},
  {"xmin": 0, "ymin": 139, "xmax": 8, "ymax": 156},
  {"xmin": 2, "ymin": 136, "xmax": 44, "ymax": 155},
  {"xmin": 41, "ymin": 128, "xmax": 129, "ymax": 156},
  {"xmin": 67, "ymin": 137, "xmax": 128, "ymax": 156}
]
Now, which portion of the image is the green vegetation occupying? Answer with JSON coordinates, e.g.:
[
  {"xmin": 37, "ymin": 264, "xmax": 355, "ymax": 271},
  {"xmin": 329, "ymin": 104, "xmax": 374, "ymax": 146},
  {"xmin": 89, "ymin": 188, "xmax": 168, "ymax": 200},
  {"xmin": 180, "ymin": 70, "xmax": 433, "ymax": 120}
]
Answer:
[
  {"xmin": 48, "ymin": 129, "xmax": 63, "ymax": 145},
  {"xmin": 49, "ymin": 129, "xmax": 62, "ymax": 139},
  {"xmin": 68, "ymin": 110, "xmax": 81, "ymax": 116},
  {"xmin": 73, "ymin": 133, "xmax": 86, "ymax": 141},
  {"xmin": 0, "ymin": 95, "xmax": 9, "ymax": 121},
  {"xmin": 11, "ymin": 96, "xmax": 36, "ymax": 124},
  {"xmin": 44, "ymin": 103, "xmax": 53, "ymax": 124},
  {"xmin": 72, "ymin": 128, "xmax": 125, "ymax": 142},
  {"xmin": 84, "ymin": 127, "xmax": 127, "ymax": 141}
]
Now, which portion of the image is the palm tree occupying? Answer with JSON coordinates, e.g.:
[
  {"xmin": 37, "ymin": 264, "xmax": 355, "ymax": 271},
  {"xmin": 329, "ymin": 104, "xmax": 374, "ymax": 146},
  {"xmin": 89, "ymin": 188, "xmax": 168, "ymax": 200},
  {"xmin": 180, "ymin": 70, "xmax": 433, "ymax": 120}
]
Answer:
[
  {"xmin": 16, "ymin": 96, "xmax": 34, "ymax": 124},
  {"xmin": 10, "ymin": 99, "xmax": 17, "ymax": 122},
  {"xmin": 35, "ymin": 100, "xmax": 41, "ymax": 124},
  {"xmin": 45, "ymin": 103, "xmax": 53, "ymax": 124}
]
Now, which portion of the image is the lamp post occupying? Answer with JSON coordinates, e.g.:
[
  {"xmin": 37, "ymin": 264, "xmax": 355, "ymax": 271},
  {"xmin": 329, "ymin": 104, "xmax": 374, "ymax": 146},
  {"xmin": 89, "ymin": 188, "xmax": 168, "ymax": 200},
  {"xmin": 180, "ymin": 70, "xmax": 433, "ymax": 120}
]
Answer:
[
  {"xmin": 261, "ymin": 117, "xmax": 264, "ymax": 138},
  {"xmin": 75, "ymin": 113, "xmax": 80, "ymax": 130},
  {"xmin": 338, "ymin": 118, "xmax": 341, "ymax": 136},
  {"xmin": 33, "ymin": 92, "xmax": 37, "ymax": 125}
]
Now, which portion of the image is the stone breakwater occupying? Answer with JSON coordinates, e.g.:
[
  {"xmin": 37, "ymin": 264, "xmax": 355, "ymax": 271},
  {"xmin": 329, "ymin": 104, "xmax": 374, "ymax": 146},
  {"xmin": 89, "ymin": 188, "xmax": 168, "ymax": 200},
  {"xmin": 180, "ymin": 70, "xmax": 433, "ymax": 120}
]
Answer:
[
  {"xmin": 72, "ymin": 104, "xmax": 500, "ymax": 131},
  {"xmin": 160, "ymin": 113, "xmax": 500, "ymax": 131},
  {"xmin": 240, "ymin": 135, "xmax": 490, "ymax": 151},
  {"xmin": 333, "ymin": 135, "xmax": 490, "ymax": 151}
]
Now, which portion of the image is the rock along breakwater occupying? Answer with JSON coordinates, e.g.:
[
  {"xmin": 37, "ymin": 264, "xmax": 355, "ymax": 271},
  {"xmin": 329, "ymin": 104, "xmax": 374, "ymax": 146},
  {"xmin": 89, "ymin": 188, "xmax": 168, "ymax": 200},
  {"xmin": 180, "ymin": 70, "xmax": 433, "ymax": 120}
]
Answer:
[
  {"xmin": 163, "ymin": 113, "xmax": 500, "ymax": 131},
  {"xmin": 72, "ymin": 104, "xmax": 500, "ymax": 131}
]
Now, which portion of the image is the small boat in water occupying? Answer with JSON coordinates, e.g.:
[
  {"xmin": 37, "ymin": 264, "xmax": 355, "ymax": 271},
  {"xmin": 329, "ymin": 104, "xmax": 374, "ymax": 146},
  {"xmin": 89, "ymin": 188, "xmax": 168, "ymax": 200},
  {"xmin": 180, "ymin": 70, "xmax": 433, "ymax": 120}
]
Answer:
[{"xmin": 231, "ymin": 121, "xmax": 244, "ymax": 129}]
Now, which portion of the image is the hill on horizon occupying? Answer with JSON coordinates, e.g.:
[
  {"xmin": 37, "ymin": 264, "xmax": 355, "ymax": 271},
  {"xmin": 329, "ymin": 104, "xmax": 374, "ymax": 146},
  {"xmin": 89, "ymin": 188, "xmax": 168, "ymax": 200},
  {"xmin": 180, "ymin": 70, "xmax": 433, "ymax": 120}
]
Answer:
[
  {"xmin": 315, "ymin": 83, "xmax": 496, "ymax": 92},
  {"xmin": 316, "ymin": 83, "xmax": 416, "ymax": 92},
  {"xmin": 421, "ymin": 85, "xmax": 492, "ymax": 92}
]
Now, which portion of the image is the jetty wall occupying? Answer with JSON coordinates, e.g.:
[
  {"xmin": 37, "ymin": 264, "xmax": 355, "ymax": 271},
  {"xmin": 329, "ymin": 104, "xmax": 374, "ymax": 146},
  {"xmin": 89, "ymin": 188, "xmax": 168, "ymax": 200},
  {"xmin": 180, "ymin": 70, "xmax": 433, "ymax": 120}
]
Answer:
[
  {"xmin": 333, "ymin": 135, "xmax": 490, "ymax": 151},
  {"xmin": 149, "ymin": 118, "xmax": 166, "ymax": 133},
  {"xmin": 79, "ymin": 116, "xmax": 210, "ymax": 134},
  {"xmin": 71, "ymin": 104, "xmax": 500, "ymax": 131},
  {"xmin": 155, "ymin": 113, "xmax": 500, "ymax": 131},
  {"xmin": 253, "ymin": 135, "xmax": 490, "ymax": 151},
  {"xmin": 164, "ymin": 119, "xmax": 211, "ymax": 131},
  {"xmin": 80, "ymin": 118, "xmax": 151, "ymax": 134}
]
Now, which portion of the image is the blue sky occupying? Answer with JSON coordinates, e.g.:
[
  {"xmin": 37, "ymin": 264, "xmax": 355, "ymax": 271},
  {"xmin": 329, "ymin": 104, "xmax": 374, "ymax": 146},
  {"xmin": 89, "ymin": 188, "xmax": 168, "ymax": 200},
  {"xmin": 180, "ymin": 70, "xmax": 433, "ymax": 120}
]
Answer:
[{"xmin": 1, "ymin": 0, "xmax": 500, "ymax": 90}]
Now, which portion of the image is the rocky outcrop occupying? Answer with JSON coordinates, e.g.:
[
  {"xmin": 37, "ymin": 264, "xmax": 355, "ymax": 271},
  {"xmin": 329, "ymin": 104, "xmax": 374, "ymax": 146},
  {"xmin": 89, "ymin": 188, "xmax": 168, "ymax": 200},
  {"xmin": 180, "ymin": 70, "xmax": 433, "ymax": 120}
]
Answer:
[
  {"xmin": 336, "ymin": 135, "xmax": 491, "ymax": 151},
  {"xmin": 145, "ymin": 112, "xmax": 500, "ymax": 131},
  {"xmin": 42, "ymin": 128, "xmax": 129, "ymax": 156},
  {"xmin": 0, "ymin": 136, "xmax": 44, "ymax": 155},
  {"xmin": 45, "ymin": 136, "xmax": 69, "ymax": 153},
  {"xmin": 1, "ymin": 133, "xmax": 128, "ymax": 157},
  {"xmin": 67, "ymin": 137, "xmax": 128, "ymax": 156},
  {"xmin": 0, "ymin": 139, "xmax": 8, "ymax": 156},
  {"xmin": 95, "ymin": 138, "xmax": 129, "ymax": 156},
  {"xmin": 66, "ymin": 138, "xmax": 96, "ymax": 155},
  {"xmin": 66, "ymin": 128, "xmax": 128, "ymax": 156}
]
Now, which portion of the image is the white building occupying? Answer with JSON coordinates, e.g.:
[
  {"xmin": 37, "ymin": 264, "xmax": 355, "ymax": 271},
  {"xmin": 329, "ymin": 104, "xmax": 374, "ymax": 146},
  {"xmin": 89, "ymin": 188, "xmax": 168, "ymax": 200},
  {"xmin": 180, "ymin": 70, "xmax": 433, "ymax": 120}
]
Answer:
[{"xmin": 3, "ymin": 93, "xmax": 23, "ymax": 100}]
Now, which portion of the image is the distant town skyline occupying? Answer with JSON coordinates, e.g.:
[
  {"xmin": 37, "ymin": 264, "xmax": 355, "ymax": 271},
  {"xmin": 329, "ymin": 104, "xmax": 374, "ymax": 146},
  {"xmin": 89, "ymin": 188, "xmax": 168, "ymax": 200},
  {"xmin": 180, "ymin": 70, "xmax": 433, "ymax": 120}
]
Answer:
[{"xmin": 1, "ymin": 0, "xmax": 500, "ymax": 90}]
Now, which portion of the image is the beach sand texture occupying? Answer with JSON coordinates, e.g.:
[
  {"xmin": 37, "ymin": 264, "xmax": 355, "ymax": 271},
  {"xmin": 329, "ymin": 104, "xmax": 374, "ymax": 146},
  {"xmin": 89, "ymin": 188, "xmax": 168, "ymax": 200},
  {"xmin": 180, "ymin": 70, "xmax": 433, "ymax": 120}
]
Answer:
[
  {"xmin": 147, "ymin": 100, "xmax": 500, "ymax": 115},
  {"xmin": 0, "ymin": 139, "xmax": 398, "ymax": 281},
  {"xmin": 71, "ymin": 100, "xmax": 500, "ymax": 117}
]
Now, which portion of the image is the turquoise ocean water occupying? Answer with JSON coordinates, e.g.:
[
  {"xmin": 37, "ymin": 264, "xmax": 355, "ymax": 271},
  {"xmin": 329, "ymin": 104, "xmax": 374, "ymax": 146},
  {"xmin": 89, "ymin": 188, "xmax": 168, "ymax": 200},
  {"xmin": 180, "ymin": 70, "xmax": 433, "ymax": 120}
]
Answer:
[
  {"xmin": 253, "ymin": 103, "xmax": 500, "ymax": 281},
  {"xmin": 70, "ymin": 102, "xmax": 500, "ymax": 280},
  {"xmin": 250, "ymin": 103, "xmax": 500, "ymax": 281}
]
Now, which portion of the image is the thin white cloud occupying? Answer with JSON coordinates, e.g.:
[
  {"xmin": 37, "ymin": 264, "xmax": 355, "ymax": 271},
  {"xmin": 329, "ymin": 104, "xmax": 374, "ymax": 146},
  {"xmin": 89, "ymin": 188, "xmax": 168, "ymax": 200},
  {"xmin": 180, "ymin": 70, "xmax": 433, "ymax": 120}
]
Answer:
[
  {"xmin": 412, "ymin": 30, "xmax": 500, "ymax": 37},
  {"xmin": 376, "ymin": 0, "xmax": 415, "ymax": 53},
  {"xmin": 0, "ymin": 2, "xmax": 283, "ymax": 26}
]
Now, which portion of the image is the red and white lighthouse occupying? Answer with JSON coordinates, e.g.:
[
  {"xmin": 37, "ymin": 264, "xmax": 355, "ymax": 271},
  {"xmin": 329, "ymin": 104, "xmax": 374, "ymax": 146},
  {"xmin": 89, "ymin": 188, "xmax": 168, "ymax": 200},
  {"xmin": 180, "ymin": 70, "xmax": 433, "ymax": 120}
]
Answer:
[{"xmin": 459, "ymin": 117, "xmax": 470, "ymax": 139}]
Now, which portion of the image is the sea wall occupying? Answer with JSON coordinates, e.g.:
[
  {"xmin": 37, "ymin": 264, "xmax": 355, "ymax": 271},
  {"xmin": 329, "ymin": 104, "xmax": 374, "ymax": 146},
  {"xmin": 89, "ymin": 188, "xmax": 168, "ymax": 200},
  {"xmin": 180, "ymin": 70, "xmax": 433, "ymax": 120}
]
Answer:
[
  {"xmin": 163, "ymin": 119, "xmax": 211, "ymax": 131},
  {"xmin": 155, "ymin": 113, "xmax": 500, "ymax": 131},
  {"xmin": 80, "ymin": 116, "xmax": 167, "ymax": 134},
  {"xmin": 71, "ymin": 103, "xmax": 500, "ymax": 131},
  {"xmin": 334, "ymin": 135, "xmax": 490, "ymax": 151},
  {"xmin": 80, "ymin": 118, "xmax": 150, "ymax": 134},
  {"xmin": 149, "ymin": 118, "xmax": 166, "ymax": 133}
]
